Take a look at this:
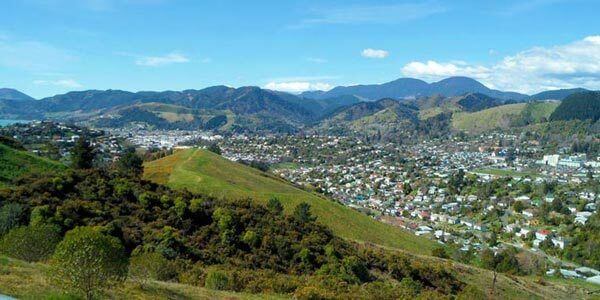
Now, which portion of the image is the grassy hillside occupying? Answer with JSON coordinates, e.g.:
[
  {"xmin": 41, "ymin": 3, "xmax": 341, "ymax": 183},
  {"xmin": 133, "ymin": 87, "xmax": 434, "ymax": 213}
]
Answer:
[
  {"xmin": 452, "ymin": 102, "xmax": 559, "ymax": 133},
  {"xmin": 0, "ymin": 255, "xmax": 285, "ymax": 300},
  {"xmin": 2, "ymin": 252, "xmax": 597, "ymax": 300},
  {"xmin": 144, "ymin": 148, "xmax": 435, "ymax": 254},
  {"xmin": 0, "ymin": 143, "xmax": 65, "ymax": 187},
  {"xmin": 452, "ymin": 103, "xmax": 526, "ymax": 133}
]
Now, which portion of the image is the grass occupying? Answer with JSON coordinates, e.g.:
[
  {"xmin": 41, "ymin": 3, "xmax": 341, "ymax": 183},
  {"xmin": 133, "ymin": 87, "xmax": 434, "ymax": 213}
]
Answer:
[
  {"xmin": 451, "ymin": 102, "xmax": 560, "ymax": 134},
  {"xmin": 0, "ymin": 144, "xmax": 65, "ymax": 186},
  {"xmin": 452, "ymin": 103, "xmax": 526, "ymax": 133},
  {"xmin": 4, "ymin": 253, "xmax": 598, "ymax": 300},
  {"xmin": 0, "ymin": 255, "xmax": 287, "ymax": 300},
  {"xmin": 144, "ymin": 148, "xmax": 435, "ymax": 255}
]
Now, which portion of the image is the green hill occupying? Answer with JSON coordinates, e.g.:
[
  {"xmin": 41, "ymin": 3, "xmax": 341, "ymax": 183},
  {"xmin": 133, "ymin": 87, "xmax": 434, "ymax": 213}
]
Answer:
[
  {"xmin": 144, "ymin": 148, "xmax": 435, "ymax": 254},
  {"xmin": 550, "ymin": 91, "xmax": 600, "ymax": 122},
  {"xmin": 452, "ymin": 102, "xmax": 559, "ymax": 133},
  {"xmin": 0, "ymin": 143, "xmax": 65, "ymax": 187}
]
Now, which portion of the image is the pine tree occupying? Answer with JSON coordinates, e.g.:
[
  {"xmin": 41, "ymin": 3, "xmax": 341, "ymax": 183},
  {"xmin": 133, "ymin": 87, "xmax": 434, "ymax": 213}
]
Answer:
[{"xmin": 71, "ymin": 136, "xmax": 95, "ymax": 169}]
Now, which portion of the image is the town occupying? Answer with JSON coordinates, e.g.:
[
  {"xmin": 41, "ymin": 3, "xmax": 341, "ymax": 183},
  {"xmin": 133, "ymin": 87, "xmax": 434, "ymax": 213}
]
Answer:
[{"xmin": 2, "ymin": 121, "xmax": 600, "ymax": 285}]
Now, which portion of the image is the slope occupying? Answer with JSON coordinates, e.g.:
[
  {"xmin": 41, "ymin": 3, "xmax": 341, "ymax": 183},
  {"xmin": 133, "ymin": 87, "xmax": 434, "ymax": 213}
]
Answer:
[
  {"xmin": 0, "ymin": 88, "xmax": 34, "ymax": 101},
  {"xmin": 452, "ymin": 102, "xmax": 559, "ymax": 133},
  {"xmin": 0, "ymin": 143, "xmax": 65, "ymax": 187},
  {"xmin": 143, "ymin": 148, "xmax": 435, "ymax": 254},
  {"xmin": 550, "ymin": 91, "xmax": 600, "ymax": 122}
]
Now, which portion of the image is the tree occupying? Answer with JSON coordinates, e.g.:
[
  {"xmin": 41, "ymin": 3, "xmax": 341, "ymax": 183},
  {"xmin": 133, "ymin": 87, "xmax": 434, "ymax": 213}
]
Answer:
[
  {"xmin": 0, "ymin": 203, "xmax": 27, "ymax": 236},
  {"xmin": 293, "ymin": 202, "xmax": 316, "ymax": 224},
  {"xmin": 71, "ymin": 136, "xmax": 95, "ymax": 169},
  {"xmin": 267, "ymin": 197, "xmax": 284, "ymax": 215},
  {"xmin": 207, "ymin": 143, "xmax": 222, "ymax": 155},
  {"xmin": 117, "ymin": 147, "xmax": 144, "ymax": 177},
  {"xmin": 51, "ymin": 226, "xmax": 127, "ymax": 300},
  {"xmin": 0, "ymin": 224, "xmax": 61, "ymax": 262},
  {"xmin": 513, "ymin": 201, "xmax": 525, "ymax": 213}
]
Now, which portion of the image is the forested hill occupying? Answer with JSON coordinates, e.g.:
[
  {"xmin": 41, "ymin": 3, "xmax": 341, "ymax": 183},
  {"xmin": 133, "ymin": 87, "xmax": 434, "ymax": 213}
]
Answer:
[{"xmin": 550, "ymin": 91, "xmax": 600, "ymax": 122}]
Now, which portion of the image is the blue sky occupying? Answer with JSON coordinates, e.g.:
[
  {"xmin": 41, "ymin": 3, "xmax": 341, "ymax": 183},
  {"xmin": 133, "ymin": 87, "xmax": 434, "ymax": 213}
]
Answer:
[{"xmin": 1, "ymin": 0, "xmax": 599, "ymax": 98}]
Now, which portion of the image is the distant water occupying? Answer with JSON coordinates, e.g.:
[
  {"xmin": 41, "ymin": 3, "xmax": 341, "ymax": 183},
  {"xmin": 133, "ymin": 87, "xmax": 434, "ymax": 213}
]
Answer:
[{"xmin": 0, "ymin": 119, "xmax": 31, "ymax": 127}]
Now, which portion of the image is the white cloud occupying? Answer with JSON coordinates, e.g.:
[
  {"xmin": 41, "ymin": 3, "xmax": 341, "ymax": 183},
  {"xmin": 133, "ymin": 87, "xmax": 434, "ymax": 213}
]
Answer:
[
  {"xmin": 135, "ymin": 52, "xmax": 189, "ymax": 67},
  {"xmin": 401, "ymin": 35, "xmax": 600, "ymax": 94},
  {"xmin": 264, "ymin": 81, "xmax": 333, "ymax": 93},
  {"xmin": 33, "ymin": 79, "xmax": 83, "ymax": 88},
  {"xmin": 361, "ymin": 48, "xmax": 389, "ymax": 59}
]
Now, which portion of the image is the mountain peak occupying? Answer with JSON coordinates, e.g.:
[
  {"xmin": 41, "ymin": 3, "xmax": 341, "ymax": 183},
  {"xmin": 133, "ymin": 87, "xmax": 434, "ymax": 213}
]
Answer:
[
  {"xmin": 300, "ymin": 76, "xmax": 528, "ymax": 101},
  {"xmin": 0, "ymin": 88, "xmax": 35, "ymax": 101}
]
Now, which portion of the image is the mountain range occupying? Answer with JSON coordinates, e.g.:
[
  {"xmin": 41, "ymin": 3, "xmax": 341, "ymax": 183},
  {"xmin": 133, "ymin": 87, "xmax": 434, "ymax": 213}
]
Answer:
[
  {"xmin": 301, "ymin": 76, "xmax": 529, "ymax": 101},
  {"xmin": 0, "ymin": 76, "xmax": 595, "ymax": 134}
]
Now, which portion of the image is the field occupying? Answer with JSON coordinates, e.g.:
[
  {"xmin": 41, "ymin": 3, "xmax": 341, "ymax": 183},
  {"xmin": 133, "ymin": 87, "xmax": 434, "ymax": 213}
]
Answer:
[
  {"xmin": 144, "ymin": 148, "xmax": 435, "ymax": 254},
  {"xmin": 0, "ymin": 144, "xmax": 65, "ymax": 187}
]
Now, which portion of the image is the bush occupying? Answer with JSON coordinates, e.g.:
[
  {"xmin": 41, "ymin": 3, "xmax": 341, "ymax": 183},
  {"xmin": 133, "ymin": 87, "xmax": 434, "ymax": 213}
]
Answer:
[
  {"xmin": 432, "ymin": 246, "xmax": 450, "ymax": 259},
  {"xmin": 0, "ymin": 203, "xmax": 26, "ymax": 236},
  {"xmin": 179, "ymin": 262, "xmax": 206, "ymax": 286},
  {"xmin": 51, "ymin": 226, "xmax": 127, "ymax": 300},
  {"xmin": 204, "ymin": 268, "xmax": 231, "ymax": 291},
  {"xmin": 0, "ymin": 224, "xmax": 61, "ymax": 262},
  {"xmin": 129, "ymin": 251, "xmax": 169, "ymax": 285}
]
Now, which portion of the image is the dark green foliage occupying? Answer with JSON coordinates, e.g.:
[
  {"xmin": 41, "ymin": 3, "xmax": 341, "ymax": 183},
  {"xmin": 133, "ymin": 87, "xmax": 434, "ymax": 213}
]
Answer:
[
  {"xmin": 204, "ymin": 115, "xmax": 228, "ymax": 130},
  {"xmin": 207, "ymin": 143, "xmax": 221, "ymax": 155},
  {"xmin": 550, "ymin": 91, "xmax": 600, "ymax": 122},
  {"xmin": 0, "ymin": 224, "xmax": 61, "ymax": 262},
  {"xmin": 432, "ymin": 246, "xmax": 450, "ymax": 259},
  {"xmin": 480, "ymin": 247, "xmax": 521, "ymax": 275},
  {"xmin": 267, "ymin": 197, "xmax": 284, "ymax": 215},
  {"xmin": 564, "ymin": 212, "xmax": 600, "ymax": 269},
  {"xmin": 51, "ymin": 226, "xmax": 128, "ymax": 300},
  {"xmin": 2, "ymin": 168, "xmax": 466, "ymax": 298},
  {"xmin": 116, "ymin": 148, "xmax": 144, "ymax": 177},
  {"xmin": 70, "ymin": 136, "xmax": 95, "ymax": 169},
  {"xmin": 0, "ymin": 135, "xmax": 25, "ymax": 150},
  {"xmin": 0, "ymin": 203, "xmax": 26, "ymax": 236},
  {"xmin": 293, "ymin": 202, "xmax": 316, "ymax": 224}
]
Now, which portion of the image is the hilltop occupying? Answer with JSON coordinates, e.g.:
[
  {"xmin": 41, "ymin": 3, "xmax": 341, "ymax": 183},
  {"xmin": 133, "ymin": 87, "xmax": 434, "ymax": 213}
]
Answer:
[
  {"xmin": 143, "ymin": 148, "xmax": 435, "ymax": 254},
  {"xmin": 0, "ymin": 88, "xmax": 34, "ymax": 101},
  {"xmin": 550, "ymin": 91, "xmax": 600, "ymax": 122}
]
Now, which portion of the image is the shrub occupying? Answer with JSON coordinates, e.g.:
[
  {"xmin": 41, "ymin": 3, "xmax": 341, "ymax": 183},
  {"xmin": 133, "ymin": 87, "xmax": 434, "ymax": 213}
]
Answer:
[
  {"xmin": 129, "ymin": 251, "xmax": 169, "ymax": 285},
  {"xmin": 204, "ymin": 268, "xmax": 231, "ymax": 291},
  {"xmin": 51, "ymin": 226, "xmax": 127, "ymax": 300},
  {"xmin": 0, "ymin": 224, "xmax": 61, "ymax": 262},
  {"xmin": 432, "ymin": 246, "xmax": 450, "ymax": 259},
  {"xmin": 293, "ymin": 285, "xmax": 336, "ymax": 300},
  {"xmin": 0, "ymin": 203, "xmax": 26, "ymax": 236},
  {"xmin": 179, "ymin": 263, "xmax": 206, "ymax": 286}
]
